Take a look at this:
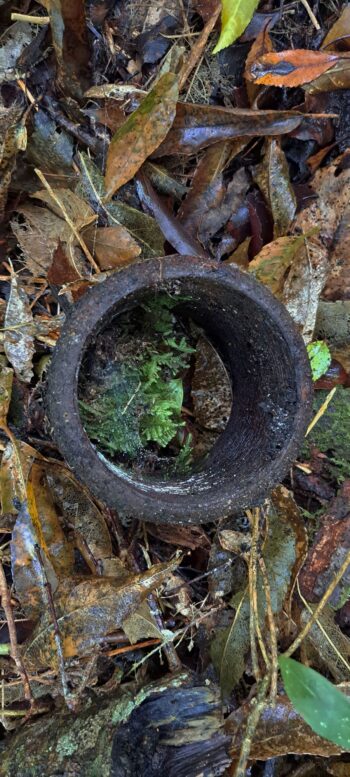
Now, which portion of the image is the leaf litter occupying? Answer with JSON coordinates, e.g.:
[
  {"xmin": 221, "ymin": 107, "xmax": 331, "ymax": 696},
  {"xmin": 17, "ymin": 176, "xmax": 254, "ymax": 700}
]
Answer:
[{"xmin": 0, "ymin": 1, "xmax": 350, "ymax": 775}]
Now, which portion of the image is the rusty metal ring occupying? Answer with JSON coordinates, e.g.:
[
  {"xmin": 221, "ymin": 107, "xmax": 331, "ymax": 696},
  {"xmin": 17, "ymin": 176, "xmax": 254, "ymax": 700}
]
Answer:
[{"xmin": 46, "ymin": 256, "xmax": 312, "ymax": 524}]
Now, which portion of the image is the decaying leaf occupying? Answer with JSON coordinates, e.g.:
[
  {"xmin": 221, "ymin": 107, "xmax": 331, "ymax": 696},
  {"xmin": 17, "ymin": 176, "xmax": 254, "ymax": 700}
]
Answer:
[
  {"xmin": 211, "ymin": 487, "xmax": 306, "ymax": 697},
  {"xmin": 11, "ymin": 462, "xmax": 74, "ymax": 620},
  {"xmin": 213, "ymin": 0, "xmax": 260, "ymax": 54},
  {"xmin": 48, "ymin": 0, "xmax": 91, "ymax": 99},
  {"xmin": 248, "ymin": 234, "xmax": 306, "ymax": 296},
  {"xmin": 0, "ymin": 359, "xmax": 13, "ymax": 428},
  {"xmin": 322, "ymin": 6, "xmax": 350, "ymax": 52},
  {"xmin": 247, "ymin": 49, "xmax": 345, "ymax": 87},
  {"xmin": 11, "ymin": 204, "xmax": 76, "ymax": 276},
  {"xmin": 0, "ymin": 98, "xmax": 25, "ymax": 219},
  {"xmin": 23, "ymin": 558, "xmax": 180, "ymax": 669},
  {"xmin": 4, "ymin": 275, "xmax": 35, "ymax": 382},
  {"xmin": 255, "ymin": 138, "xmax": 296, "ymax": 237},
  {"xmin": 83, "ymin": 225, "xmax": 141, "ymax": 270},
  {"xmin": 155, "ymin": 103, "xmax": 315, "ymax": 156},
  {"xmin": 282, "ymin": 235, "xmax": 328, "ymax": 343},
  {"xmin": 226, "ymin": 693, "xmax": 344, "ymax": 759},
  {"xmin": 0, "ymin": 440, "xmax": 39, "ymax": 516},
  {"xmin": 104, "ymin": 73, "xmax": 179, "ymax": 198}
]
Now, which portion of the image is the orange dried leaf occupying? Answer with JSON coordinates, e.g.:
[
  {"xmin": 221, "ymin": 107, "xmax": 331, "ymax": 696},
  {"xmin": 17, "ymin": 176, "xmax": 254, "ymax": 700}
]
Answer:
[{"xmin": 247, "ymin": 49, "xmax": 342, "ymax": 87}]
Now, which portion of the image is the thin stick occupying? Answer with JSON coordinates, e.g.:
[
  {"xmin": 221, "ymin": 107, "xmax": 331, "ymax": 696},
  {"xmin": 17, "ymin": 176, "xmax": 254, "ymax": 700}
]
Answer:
[
  {"xmin": 297, "ymin": 579, "xmax": 350, "ymax": 674},
  {"xmin": 234, "ymin": 672, "xmax": 270, "ymax": 777},
  {"xmin": 0, "ymin": 560, "xmax": 33, "ymax": 705},
  {"xmin": 178, "ymin": 2, "xmax": 221, "ymax": 91},
  {"xmin": 306, "ymin": 386, "xmax": 337, "ymax": 437},
  {"xmin": 106, "ymin": 639, "xmax": 161, "ymax": 657},
  {"xmin": 259, "ymin": 556, "xmax": 278, "ymax": 703},
  {"xmin": 285, "ymin": 547, "xmax": 350, "ymax": 657},
  {"xmin": 11, "ymin": 13, "xmax": 49, "ymax": 24},
  {"xmin": 34, "ymin": 544, "xmax": 72, "ymax": 707},
  {"xmin": 299, "ymin": 0, "xmax": 320, "ymax": 30},
  {"xmin": 34, "ymin": 168, "xmax": 100, "ymax": 273},
  {"xmin": 247, "ymin": 508, "xmax": 261, "ymax": 680}
]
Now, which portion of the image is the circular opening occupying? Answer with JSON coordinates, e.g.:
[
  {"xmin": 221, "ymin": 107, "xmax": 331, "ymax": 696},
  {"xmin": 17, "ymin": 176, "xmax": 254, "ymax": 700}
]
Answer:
[
  {"xmin": 47, "ymin": 257, "xmax": 312, "ymax": 522},
  {"xmin": 77, "ymin": 291, "xmax": 233, "ymax": 478}
]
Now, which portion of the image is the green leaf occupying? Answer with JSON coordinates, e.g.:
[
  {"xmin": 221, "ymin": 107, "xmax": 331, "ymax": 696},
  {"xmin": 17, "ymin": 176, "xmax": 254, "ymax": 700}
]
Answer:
[
  {"xmin": 307, "ymin": 340, "xmax": 331, "ymax": 381},
  {"xmin": 279, "ymin": 656, "xmax": 350, "ymax": 750},
  {"xmin": 213, "ymin": 0, "xmax": 260, "ymax": 54},
  {"xmin": 0, "ymin": 644, "xmax": 11, "ymax": 655}
]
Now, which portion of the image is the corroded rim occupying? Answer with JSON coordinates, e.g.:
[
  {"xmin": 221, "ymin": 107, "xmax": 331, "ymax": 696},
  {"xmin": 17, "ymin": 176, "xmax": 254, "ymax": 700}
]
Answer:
[{"xmin": 46, "ymin": 256, "xmax": 313, "ymax": 524}]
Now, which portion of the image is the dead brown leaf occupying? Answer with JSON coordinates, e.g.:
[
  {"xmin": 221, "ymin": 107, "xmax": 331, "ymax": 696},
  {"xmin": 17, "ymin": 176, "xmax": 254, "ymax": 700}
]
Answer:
[
  {"xmin": 84, "ymin": 225, "xmax": 141, "ymax": 270},
  {"xmin": 247, "ymin": 49, "xmax": 345, "ymax": 87},
  {"xmin": 48, "ymin": 0, "xmax": 91, "ymax": 99},
  {"xmin": 104, "ymin": 73, "xmax": 179, "ymax": 198},
  {"xmin": 4, "ymin": 274, "xmax": 35, "ymax": 383}
]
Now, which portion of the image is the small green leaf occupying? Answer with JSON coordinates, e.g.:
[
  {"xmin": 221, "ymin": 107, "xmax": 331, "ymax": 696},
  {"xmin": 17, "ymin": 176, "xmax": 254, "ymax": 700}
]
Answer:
[
  {"xmin": 307, "ymin": 340, "xmax": 331, "ymax": 381},
  {"xmin": 0, "ymin": 643, "xmax": 11, "ymax": 655},
  {"xmin": 279, "ymin": 655, "xmax": 350, "ymax": 749},
  {"xmin": 213, "ymin": 0, "xmax": 260, "ymax": 54}
]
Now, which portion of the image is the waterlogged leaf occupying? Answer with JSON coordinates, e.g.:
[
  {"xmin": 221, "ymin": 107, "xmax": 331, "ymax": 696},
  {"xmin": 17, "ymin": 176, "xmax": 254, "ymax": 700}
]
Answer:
[
  {"xmin": 32, "ymin": 187, "xmax": 95, "ymax": 229},
  {"xmin": 322, "ymin": 6, "xmax": 350, "ymax": 52},
  {"xmin": 0, "ymin": 440, "xmax": 38, "ymax": 516},
  {"xmin": 211, "ymin": 487, "xmax": 305, "ymax": 697},
  {"xmin": 84, "ymin": 225, "xmax": 141, "ymax": 270},
  {"xmin": 4, "ymin": 275, "xmax": 35, "ymax": 383},
  {"xmin": 178, "ymin": 141, "xmax": 235, "ymax": 237},
  {"xmin": 136, "ymin": 173, "xmax": 209, "ymax": 258},
  {"xmin": 213, "ymin": 0, "xmax": 260, "ymax": 54},
  {"xmin": 226, "ymin": 693, "xmax": 344, "ymax": 758},
  {"xmin": 48, "ymin": 0, "xmax": 91, "ymax": 99},
  {"xmin": 104, "ymin": 73, "xmax": 179, "ymax": 198},
  {"xmin": 155, "ymin": 103, "xmax": 308, "ymax": 156},
  {"xmin": 78, "ymin": 152, "xmax": 164, "ymax": 257},
  {"xmin": 123, "ymin": 602, "xmax": 163, "ymax": 644},
  {"xmin": 247, "ymin": 49, "xmax": 343, "ymax": 87},
  {"xmin": 279, "ymin": 656, "xmax": 350, "ymax": 750},
  {"xmin": 282, "ymin": 236, "xmax": 329, "ymax": 343},
  {"xmin": 307, "ymin": 340, "xmax": 332, "ymax": 381},
  {"xmin": 23, "ymin": 558, "xmax": 180, "ymax": 669},
  {"xmin": 0, "ymin": 361, "xmax": 13, "ymax": 427},
  {"xmin": 11, "ymin": 461, "xmax": 74, "ymax": 619},
  {"xmin": 255, "ymin": 138, "xmax": 296, "ymax": 237},
  {"xmin": 210, "ymin": 589, "xmax": 251, "ymax": 699},
  {"xmin": 11, "ymin": 204, "xmax": 76, "ymax": 277},
  {"xmin": 248, "ymin": 234, "xmax": 306, "ymax": 295}
]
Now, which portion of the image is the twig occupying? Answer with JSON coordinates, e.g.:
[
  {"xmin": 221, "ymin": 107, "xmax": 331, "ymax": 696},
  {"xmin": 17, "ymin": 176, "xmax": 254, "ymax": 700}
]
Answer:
[
  {"xmin": 178, "ymin": 2, "xmax": 221, "ymax": 91},
  {"xmin": 247, "ymin": 508, "xmax": 261, "ymax": 680},
  {"xmin": 34, "ymin": 544, "xmax": 73, "ymax": 708},
  {"xmin": 259, "ymin": 556, "xmax": 278, "ymax": 703},
  {"xmin": 306, "ymin": 386, "xmax": 337, "ymax": 437},
  {"xmin": 34, "ymin": 169, "xmax": 100, "ymax": 273},
  {"xmin": 297, "ymin": 579, "xmax": 350, "ymax": 674},
  {"xmin": 285, "ymin": 547, "xmax": 350, "ymax": 657},
  {"xmin": 11, "ymin": 13, "xmax": 49, "ymax": 24},
  {"xmin": 106, "ymin": 638, "xmax": 161, "ymax": 657},
  {"xmin": 0, "ymin": 560, "xmax": 33, "ymax": 705},
  {"xmin": 234, "ymin": 672, "xmax": 270, "ymax": 777},
  {"xmin": 299, "ymin": 0, "xmax": 320, "ymax": 30}
]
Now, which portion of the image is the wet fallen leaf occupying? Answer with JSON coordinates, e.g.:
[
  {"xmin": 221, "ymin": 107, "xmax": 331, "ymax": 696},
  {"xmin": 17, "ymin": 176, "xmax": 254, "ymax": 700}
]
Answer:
[
  {"xmin": 0, "ymin": 360, "xmax": 13, "ymax": 428},
  {"xmin": 23, "ymin": 558, "xmax": 180, "ymax": 669},
  {"xmin": 78, "ymin": 152, "xmax": 165, "ymax": 257},
  {"xmin": 4, "ymin": 275, "xmax": 35, "ymax": 383},
  {"xmin": 11, "ymin": 461, "xmax": 74, "ymax": 619},
  {"xmin": 248, "ymin": 234, "xmax": 306, "ymax": 296},
  {"xmin": 0, "ymin": 98, "xmax": 25, "ymax": 219},
  {"xmin": 11, "ymin": 204, "xmax": 77, "ymax": 277},
  {"xmin": 0, "ymin": 440, "xmax": 39, "ymax": 516},
  {"xmin": 247, "ymin": 49, "xmax": 345, "ymax": 87},
  {"xmin": 136, "ymin": 172, "xmax": 209, "ymax": 258},
  {"xmin": 178, "ymin": 142, "xmax": 240, "ymax": 239},
  {"xmin": 244, "ymin": 25, "xmax": 274, "ymax": 104},
  {"xmin": 143, "ymin": 161, "xmax": 187, "ymax": 201},
  {"xmin": 84, "ymin": 225, "xmax": 141, "ymax": 270},
  {"xmin": 104, "ymin": 73, "xmax": 179, "ymax": 199},
  {"xmin": 301, "ymin": 605, "xmax": 350, "ymax": 683},
  {"xmin": 213, "ymin": 0, "xmax": 260, "ymax": 54},
  {"xmin": 47, "ymin": 242, "xmax": 83, "ymax": 288},
  {"xmin": 322, "ymin": 6, "xmax": 350, "ymax": 52},
  {"xmin": 211, "ymin": 487, "xmax": 305, "ymax": 697},
  {"xmin": 48, "ymin": 0, "xmax": 91, "ymax": 99},
  {"xmin": 255, "ymin": 138, "xmax": 296, "ymax": 237},
  {"xmin": 282, "ymin": 234, "xmax": 328, "ymax": 343},
  {"xmin": 155, "ymin": 103, "xmax": 326, "ymax": 156},
  {"xmin": 226, "ymin": 693, "xmax": 343, "ymax": 758}
]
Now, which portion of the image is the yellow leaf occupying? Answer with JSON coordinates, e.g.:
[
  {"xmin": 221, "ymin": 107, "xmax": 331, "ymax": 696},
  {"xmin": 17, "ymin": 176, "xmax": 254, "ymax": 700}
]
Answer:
[{"xmin": 213, "ymin": 0, "xmax": 260, "ymax": 54}]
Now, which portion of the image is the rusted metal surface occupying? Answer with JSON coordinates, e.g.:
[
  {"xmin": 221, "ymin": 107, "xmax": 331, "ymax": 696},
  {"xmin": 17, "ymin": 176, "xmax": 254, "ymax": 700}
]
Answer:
[{"xmin": 46, "ymin": 256, "xmax": 313, "ymax": 524}]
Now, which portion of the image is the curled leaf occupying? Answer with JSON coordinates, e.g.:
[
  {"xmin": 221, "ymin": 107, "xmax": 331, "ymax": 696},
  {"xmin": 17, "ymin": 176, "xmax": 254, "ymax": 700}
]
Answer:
[{"xmin": 247, "ymin": 49, "xmax": 342, "ymax": 87}]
